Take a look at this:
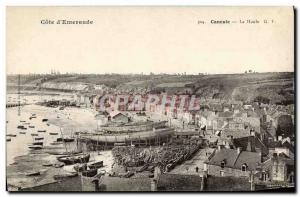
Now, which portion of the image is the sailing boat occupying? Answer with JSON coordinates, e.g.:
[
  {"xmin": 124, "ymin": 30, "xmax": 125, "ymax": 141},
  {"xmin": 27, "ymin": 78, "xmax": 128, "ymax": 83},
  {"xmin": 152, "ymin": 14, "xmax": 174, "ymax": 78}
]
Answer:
[{"xmin": 56, "ymin": 128, "xmax": 90, "ymax": 165}]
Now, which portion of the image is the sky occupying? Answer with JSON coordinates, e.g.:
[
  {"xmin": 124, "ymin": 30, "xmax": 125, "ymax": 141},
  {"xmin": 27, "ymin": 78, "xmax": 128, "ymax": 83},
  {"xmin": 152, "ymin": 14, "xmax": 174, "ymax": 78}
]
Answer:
[{"xmin": 6, "ymin": 6, "xmax": 294, "ymax": 74}]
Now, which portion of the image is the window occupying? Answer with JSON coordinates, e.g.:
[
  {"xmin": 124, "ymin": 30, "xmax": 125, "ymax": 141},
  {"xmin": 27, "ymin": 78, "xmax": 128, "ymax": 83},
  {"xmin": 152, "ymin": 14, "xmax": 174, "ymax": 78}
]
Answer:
[
  {"xmin": 242, "ymin": 164, "xmax": 247, "ymax": 172},
  {"xmin": 220, "ymin": 171, "xmax": 224, "ymax": 177},
  {"xmin": 221, "ymin": 161, "xmax": 225, "ymax": 169}
]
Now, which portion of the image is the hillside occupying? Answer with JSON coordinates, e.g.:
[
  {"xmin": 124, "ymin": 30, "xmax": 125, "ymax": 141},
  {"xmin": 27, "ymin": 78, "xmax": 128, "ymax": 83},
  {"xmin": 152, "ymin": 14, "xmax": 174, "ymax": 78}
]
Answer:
[{"xmin": 7, "ymin": 72, "xmax": 294, "ymax": 104}]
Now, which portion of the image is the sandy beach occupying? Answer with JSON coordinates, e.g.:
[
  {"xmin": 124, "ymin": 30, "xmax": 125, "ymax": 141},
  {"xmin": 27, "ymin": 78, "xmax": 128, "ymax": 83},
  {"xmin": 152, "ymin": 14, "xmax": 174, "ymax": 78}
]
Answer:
[{"xmin": 6, "ymin": 94, "xmax": 114, "ymax": 189}]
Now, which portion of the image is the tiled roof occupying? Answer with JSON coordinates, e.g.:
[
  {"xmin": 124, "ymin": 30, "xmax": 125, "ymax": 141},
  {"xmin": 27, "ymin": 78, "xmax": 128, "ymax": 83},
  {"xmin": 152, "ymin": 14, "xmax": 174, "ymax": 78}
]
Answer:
[{"xmin": 207, "ymin": 148, "xmax": 261, "ymax": 171}]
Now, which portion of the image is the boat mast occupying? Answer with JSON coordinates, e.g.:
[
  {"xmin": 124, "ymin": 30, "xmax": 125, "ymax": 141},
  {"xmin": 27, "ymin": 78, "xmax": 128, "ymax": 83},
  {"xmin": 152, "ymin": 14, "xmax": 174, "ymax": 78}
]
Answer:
[{"xmin": 60, "ymin": 127, "xmax": 68, "ymax": 153}]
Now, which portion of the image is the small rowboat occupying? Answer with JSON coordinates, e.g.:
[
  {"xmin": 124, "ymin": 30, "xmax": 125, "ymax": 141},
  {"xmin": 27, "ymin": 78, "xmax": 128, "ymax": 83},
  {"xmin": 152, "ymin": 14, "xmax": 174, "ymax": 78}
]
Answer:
[
  {"xmin": 53, "ymin": 172, "xmax": 78, "ymax": 180},
  {"xmin": 28, "ymin": 145, "xmax": 43, "ymax": 150},
  {"xmin": 42, "ymin": 119, "xmax": 48, "ymax": 122},
  {"xmin": 31, "ymin": 133, "xmax": 38, "ymax": 136},
  {"xmin": 57, "ymin": 153, "xmax": 90, "ymax": 165},
  {"xmin": 26, "ymin": 171, "xmax": 40, "ymax": 176},
  {"xmin": 29, "ymin": 126, "xmax": 35, "ymax": 128},
  {"xmin": 82, "ymin": 169, "xmax": 98, "ymax": 177},
  {"xmin": 35, "ymin": 137, "xmax": 44, "ymax": 140},
  {"xmin": 74, "ymin": 164, "xmax": 87, "ymax": 172},
  {"xmin": 53, "ymin": 163, "xmax": 64, "ymax": 168},
  {"xmin": 37, "ymin": 130, "xmax": 46, "ymax": 133},
  {"xmin": 6, "ymin": 134, "xmax": 17, "ymax": 137},
  {"xmin": 50, "ymin": 142, "xmax": 63, "ymax": 146},
  {"xmin": 63, "ymin": 138, "xmax": 75, "ymax": 142},
  {"xmin": 49, "ymin": 132, "xmax": 58, "ymax": 135},
  {"xmin": 42, "ymin": 163, "xmax": 53, "ymax": 167},
  {"xmin": 6, "ymin": 138, "xmax": 11, "ymax": 142},
  {"xmin": 32, "ymin": 142, "xmax": 43, "ymax": 146},
  {"xmin": 19, "ymin": 132, "xmax": 26, "ymax": 134},
  {"xmin": 88, "ymin": 161, "xmax": 104, "ymax": 170}
]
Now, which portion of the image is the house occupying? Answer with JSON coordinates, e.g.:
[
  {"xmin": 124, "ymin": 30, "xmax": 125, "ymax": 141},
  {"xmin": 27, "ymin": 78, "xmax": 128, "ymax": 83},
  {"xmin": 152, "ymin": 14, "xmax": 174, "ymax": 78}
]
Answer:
[
  {"xmin": 205, "ymin": 148, "xmax": 261, "ymax": 178},
  {"xmin": 110, "ymin": 112, "xmax": 130, "ymax": 123},
  {"xmin": 233, "ymin": 135, "xmax": 268, "ymax": 157},
  {"xmin": 271, "ymin": 153, "xmax": 294, "ymax": 183}
]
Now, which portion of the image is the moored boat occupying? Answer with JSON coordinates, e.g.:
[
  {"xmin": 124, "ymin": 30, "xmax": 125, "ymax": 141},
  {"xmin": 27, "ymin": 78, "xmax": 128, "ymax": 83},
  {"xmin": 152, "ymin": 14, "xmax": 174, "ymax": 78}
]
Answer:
[
  {"xmin": 49, "ymin": 132, "xmax": 58, "ymax": 135},
  {"xmin": 28, "ymin": 145, "xmax": 43, "ymax": 150},
  {"xmin": 42, "ymin": 163, "xmax": 53, "ymax": 167},
  {"xmin": 32, "ymin": 142, "xmax": 43, "ymax": 146},
  {"xmin": 57, "ymin": 153, "xmax": 90, "ymax": 165},
  {"xmin": 81, "ymin": 169, "xmax": 98, "ymax": 177},
  {"xmin": 42, "ymin": 119, "xmax": 48, "ymax": 122},
  {"xmin": 35, "ymin": 137, "xmax": 44, "ymax": 140},
  {"xmin": 88, "ymin": 161, "xmax": 104, "ymax": 170},
  {"xmin": 6, "ymin": 138, "xmax": 11, "ymax": 142},
  {"xmin": 50, "ymin": 142, "xmax": 63, "ymax": 146},
  {"xmin": 31, "ymin": 133, "xmax": 38, "ymax": 136},
  {"xmin": 74, "ymin": 163, "xmax": 87, "ymax": 172},
  {"xmin": 37, "ymin": 130, "xmax": 46, "ymax": 133},
  {"xmin": 6, "ymin": 134, "xmax": 17, "ymax": 137},
  {"xmin": 26, "ymin": 171, "xmax": 40, "ymax": 176},
  {"xmin": 19, "ymin": 132, "xmax": 26, "ymax": 134},
  {"xmin": 63, "ymin": 138, "xmax": 75, "ymax": 142},
  {"xmin": 53, "ymin": 172, "xmax": 78, "ymax": 180},
  {"xmin": 53, "ymin": 163, "xmax": 64, "ymax": 168}
]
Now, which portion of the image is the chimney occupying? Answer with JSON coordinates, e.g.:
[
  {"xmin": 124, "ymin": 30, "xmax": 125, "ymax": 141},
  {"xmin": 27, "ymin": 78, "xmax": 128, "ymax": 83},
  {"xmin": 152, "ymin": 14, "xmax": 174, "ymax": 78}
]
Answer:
[
  {"xmin": 151, "ymin": 179, "xmax": 157, "ymax": 191},
  {"xmin": 200, "ymin": 174, "xmax": 207, "ymax": 191},
  {"xmin": 237, "ymin": 147, "xmax": 241, "ymax": 154},
  {"xmin": 218, "ymin": 145, "xmax": 222, "ymax": 151}
]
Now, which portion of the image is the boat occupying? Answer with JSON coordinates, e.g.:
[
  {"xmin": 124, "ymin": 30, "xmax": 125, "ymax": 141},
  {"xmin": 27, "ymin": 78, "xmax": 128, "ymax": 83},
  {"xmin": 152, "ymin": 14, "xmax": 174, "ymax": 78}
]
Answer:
[
  {"xmin": 53, "ymin": 172, "xmax": 78, "ymax": 180},
  {"xmin": 56, "ymin": 137, "xmax": 63, "ymax": 142},
  {"xmin": 53, "ymin": 163, "xmax": 64, "ymax": 168},
  {"xmin": 28, "ymin": 145, "xmax": 43, "ymax": 150},
  {"xmin": 42, "ymin": 119, "xmax": 48, "ymax": 122},
  {"xmin": 49, "ymin": 132, "xmax": 58, "ymax": 135},
  {"xmin": 17, "ymin": 125, "xmax": 25, "ymax": 129},
  {"xmin": 81, "ymin": 169, "xmax": 97, "ymax": 177},
  {"xmin": 42, "ymin": 163, "xmax": 53, "ymax": 167},
  {"xmin": 6, "ymin": 134, "xmax": 17, "ymax": 137},
  {"xmin": 73, "ymin": 163, "xmax": 87, "ymax": 172},
  {"xmin": 6, "ymin": 138, "xmax": 11, "ymax": 142},
  {"xmin": 26, "ymin": 171, "xmax": 40, "ymax": 176},
  {"xmin": 50, "ymin": 142, "xmax": 63, "ymax": 146},
  {"xmin": 19, "ymin": 132, "xmax": 26, "ymax": 134},
  {"xmin": 45, "ymin": 150, "xmax": 82, "ymax": 155},
  {"xmin": 59, "ymin": 107, "xmax": 65, "ymax": 110},
  {"xmin": 31, "ymin": 133, "xmax": 38, "ymax": 136},
  {"xmin": 88, "ymin": 161, "xmax": 103, "ymax": 170},
  {"xmin": 57, "ymin": 153, "xmax": 90, "ymax": 165},
  {"xmin": 32, "ymin": 142, "xmax": 43, "ymax": 146},
  {"xmin": 20, "ymin": 120, "xmax": 26, "ymax": 123},
  {"xmin": 63, "ymin": 138, "xmax": 75, "ymax": 142},
  {"xmin": 37, "ymin": 130, "xmax": 46, "ymax": 133},
  {"xmin": 35, "ymin": 137, "xmax": 44, "ymax": 140},
  {"xmin": 21, "ymin": 127, "xmax": 27, "ymax": 130},
  {"xmin": 29, "ymin": 126, "xmax": 35, "ymax": 128}
]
